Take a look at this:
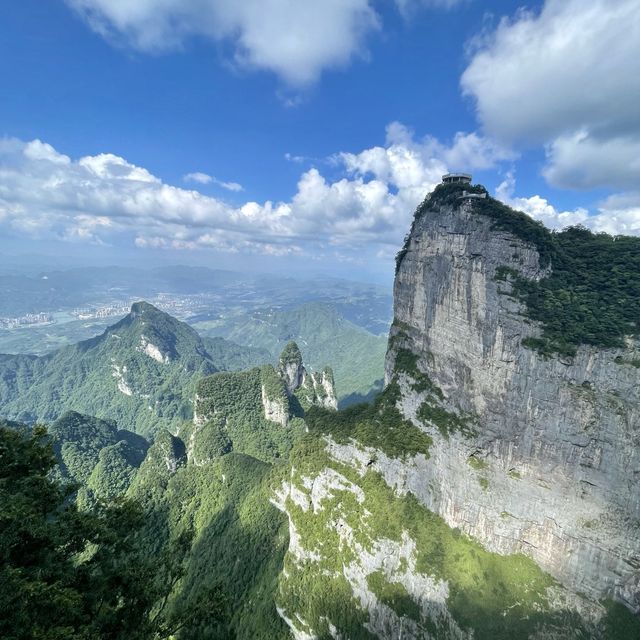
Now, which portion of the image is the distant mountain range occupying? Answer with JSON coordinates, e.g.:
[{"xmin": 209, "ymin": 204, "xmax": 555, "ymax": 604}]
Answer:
[
  {"xmin": 0, "ymin": 302, "xmax": 268, "ymax": 437},
  {"xmin": 0, "ymin": 300, "xmax": 386, "ymax": 436},
  {"xmin": 195, "ymin": 301, "xmax": 386, "ymax": 406}
]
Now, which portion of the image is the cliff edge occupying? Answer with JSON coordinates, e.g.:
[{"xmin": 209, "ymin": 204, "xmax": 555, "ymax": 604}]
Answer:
[{"xmin": 387, "ymin": 181, "xmax": 640, "ymax": 611}]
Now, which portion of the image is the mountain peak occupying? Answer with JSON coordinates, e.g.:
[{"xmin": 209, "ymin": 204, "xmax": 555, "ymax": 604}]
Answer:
[
  {"xmin": 389, "ymin": 185, "xmax": 640, "ymax": 613},
  {"xmin": 278, "ymin": 341, "xmax": 304, "ymax": 393},
  {"xmin": 279, "ymin": 341, "xmax": 302, "ymax": 366},
  {"xmin": 129, "ymin": 300, "xmax": 164, "ymax": 317}
]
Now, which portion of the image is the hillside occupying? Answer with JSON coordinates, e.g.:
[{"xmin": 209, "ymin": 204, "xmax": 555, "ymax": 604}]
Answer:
[
  {"xmin": 0, "ymin": 302, "xmax": 269, "ymax": 437},
  {"xmin": 48, "ymin": 410, "xmax": 148, "ymax": 506},
  {"xmin": 4, "ymin": 186, "xmax": 639, "ymax": 639},
  {"xmin": 125, "ymin": 343, "xmax": 336, "ymax": 638},
  {"xmin": 195, "ymin": 301, "xmax": 387, "ymax": 406}
]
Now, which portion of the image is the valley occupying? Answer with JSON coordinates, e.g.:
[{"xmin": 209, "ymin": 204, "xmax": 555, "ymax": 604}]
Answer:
[{"xmin": 2, "ymin": 181, "xmax": 639, "ymax": 639}]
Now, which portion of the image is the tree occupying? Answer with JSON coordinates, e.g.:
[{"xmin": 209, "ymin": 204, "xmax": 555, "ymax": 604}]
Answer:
[{"xmin": 0, "ymin": 425, "xmax": 226, "ymax": 640}]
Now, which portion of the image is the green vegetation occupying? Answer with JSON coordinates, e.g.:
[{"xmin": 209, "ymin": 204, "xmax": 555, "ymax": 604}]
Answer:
[
  {"xmin": 0, "ymin": 302, "xmax": 277, "ymax": 437},
  {"xmin": 476, "ymin": 195, "xmax": 640, "ymax": 355},
  {"xmin": 280, "ymin": 425, "xmax": 604, "ymax": 640},
  {"xmin": 197, "ymin": 301, "xmax": 387, "ymax": 406},
  {"xmin": 49, "ymin": 410, "xmax": 147, "ymax": 483},
  {"xmin": 130, "ymin": 449, "xmax": 290, "ymax": 639},
  {"xmin": 599, "ymin": 599, "xmax": 640, "ymax": 638},
  {"xmin": 394, "ymin": 347, "xmax": 442, "ymax": 397},
  {"xmin": 305, "ymin": 382, "xmax": 432, "ymax": 459},
  {"xmin": 468, "ymin": 455, "xmax": 489, "ymax": 471},
  {"xmin": 507, "ymin": 226, "xmax": 640, "ymax": 355},
  {"xmin": 201, "ymin": 336, "xmax": 271, "ymax": 371},
  {"xmin": 195, "ymin": 366, "xmax": 303, "ymax": 463},
  {"xmin": 614, "ymin": 355, "xmax": 640, "ymax": 368},
  {"xmin": 391, "ymin": 345, "xmax": 473, "ymax": 438},
  {"xmin": 45, "ymin": 410, "xmax": 148, "ymax": 506},
  {"xmin": 366, "ymin": 571, "xmax": 421, "ymax": 621},
  {"xmin": 417, "ymin": 398, "xmax": 472, "ymax": 438},
  {"xmin": 399, "ymin": 182, "xmax": 640, "ymax": 356},
  {"xmin": 494, "ymin": 265, "xmax": 521, "ymax": 283},
  {"xmin": 0, "ymin": 424, "xmax": 225, "ymax": 640},
  {"xmin": 279, "ymin": 340, "xmax": 303, "ymax": 367},
  {"xmin": 260, "ymin": 363, "xmax": 289, "ymax": 405}
]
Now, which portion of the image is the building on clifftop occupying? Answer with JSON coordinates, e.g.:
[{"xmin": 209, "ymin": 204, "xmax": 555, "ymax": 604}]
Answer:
[{"xmin": 442, "ymin": 172, "xmax": 472, "ymax": 184}]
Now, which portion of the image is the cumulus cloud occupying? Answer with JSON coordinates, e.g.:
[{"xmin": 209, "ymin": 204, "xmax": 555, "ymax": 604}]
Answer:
[
  {"xmin": 542, "ymin": 131, "xmax": 640, "ymax": 190},
  {"xmin": 1, "ymin": 127, "xmax": 502, "ymax": 258},
  {"xmin": 495, "ymin": 173, "xmax": 640, "ymax": 236},
  {"xmin": 66, "ymin": 0, "xmax": 380, "ymax": 86},
  {"xmin": 495, "ymin": 173, "xmax": 589, "ymax": 230},
  {"xmin": 0, "ymin": 135, "xmax": 427, "ymax": 255},
  {"xmin": 1, "ymin": 133, "xmax": 639, "ymax": 263},
  {"xmin": 462, "ymin": 0, "xmax": 640, "ymax": 190},
  {"xmin": 184, "ymin": 172, "xmax": 243, "ymax": 192}
]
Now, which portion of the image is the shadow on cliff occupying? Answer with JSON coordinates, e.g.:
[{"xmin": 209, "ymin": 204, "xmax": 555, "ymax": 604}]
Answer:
[
  {"xmin": 339, "ymin": 379, "xmax": 384, "ymax": 409},
  {"xmin": 173, "ymin": 501, "xmax": 290, "ymax": 640}
]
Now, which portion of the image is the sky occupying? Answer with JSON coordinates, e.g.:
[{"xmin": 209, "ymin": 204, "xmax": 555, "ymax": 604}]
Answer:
[{"xmin": 0, "ymin": 0, "xmax": 639, "ymax": 283}]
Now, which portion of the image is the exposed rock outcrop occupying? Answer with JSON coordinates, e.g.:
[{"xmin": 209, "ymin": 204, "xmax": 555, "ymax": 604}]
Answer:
[
  {"xmin": 279, "ymin": 341, "xmax": 305, "ymax": 394},
  {"xmin": 262, "ymin": 383, "xmax": 290, "ymax": 426},
  {"xmin": 273, "ymin": 342, "xmax": 338, "ymax": 417},
  {"xmin": 387, "ymin": 187, "xmax": 640, "ymax": 612}
]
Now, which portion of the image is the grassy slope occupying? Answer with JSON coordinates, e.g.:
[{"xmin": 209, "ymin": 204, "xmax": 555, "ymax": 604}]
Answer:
[{"xmin": 196, "ymin": 301, "xmax": 387, "ymax": 406}]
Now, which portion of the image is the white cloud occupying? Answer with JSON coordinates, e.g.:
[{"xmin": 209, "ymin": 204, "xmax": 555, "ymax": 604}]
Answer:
[
  {"xmin": 590, "ymin": 192, "xmax": 640, "ymax": 236},
  {"xmin": 495, "ymin": 173, "xmax": 589, "ymax": 229},
  {"xmin": 7, "ymin": 129, "xmax": 637, "ymax": 265},
  {"xmin": 184, "ymin": 172, "xmax": 243, "ymax": 192},
  {"xmin": 495, "ymin": 172, "xmax": 640, "ymax": 236},
  {"xmin": 462, "ymin": 0, "xmax": 640, "ymax": 190},
  {"xmin": 214, "ymin": 179, "xmax": 243, "ymax": 193},
  {"xmin": 395, "ymin": 0, "xmax": 468, "ymax": 15},
  {"xmin": 184, "ymin": 172, "xmax": 213, "ymax": 185},
  {"xmin": 542, "ymin": 131, "xmax": 640, "ymax": 190},
  {"xmin": 0, "ymin": 128, "xmax": 478, "ymax": 258},
  {"xmin": 66, "ymin": 0, "xmax": 380, "ymax": 86}
]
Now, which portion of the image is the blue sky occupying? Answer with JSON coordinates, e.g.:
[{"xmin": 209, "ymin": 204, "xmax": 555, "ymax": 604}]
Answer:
[{"xmin": 1, "ymin": 0, "xmax": 638, "ymax": 282}]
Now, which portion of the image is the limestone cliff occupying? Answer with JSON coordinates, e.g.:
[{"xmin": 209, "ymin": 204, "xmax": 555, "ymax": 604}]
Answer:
[
  {"xmin": 271, "ymin": 182, "xmax": 639, "ymax": 640},
  {"xmin": 387, "ymin": 183, "xmax": 640, "ymax": 612},
  {"xmin": 278, "ymin": 341, "xmax": 339, "ymax": 414}
]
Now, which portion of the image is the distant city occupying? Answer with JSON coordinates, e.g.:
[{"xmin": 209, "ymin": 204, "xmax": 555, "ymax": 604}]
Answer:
[
  {"xmin": 0, "ymin": 312, "xmax": 54, "ymax": 329},
  {"xmin": 0, "ymin": 294, "xmax": 227, "ymax": 331}
]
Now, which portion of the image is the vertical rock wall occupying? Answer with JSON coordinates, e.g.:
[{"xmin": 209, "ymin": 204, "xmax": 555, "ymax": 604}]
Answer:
[{"xmin": 387, "ymin": 198, "xmax": 640, "ymax": 610}]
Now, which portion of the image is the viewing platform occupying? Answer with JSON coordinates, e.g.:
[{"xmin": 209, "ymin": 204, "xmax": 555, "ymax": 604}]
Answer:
[
  {"xmin": 458, "ymin": 190, "xmax": 487, "ymax": 200},
  {"xmin": 442, "ymin": 172, "xmax": 472, "ymax": 184}
]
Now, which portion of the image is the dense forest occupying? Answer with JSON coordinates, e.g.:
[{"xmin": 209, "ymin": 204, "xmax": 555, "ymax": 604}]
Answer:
[{"xmin": 0, "ymin": 423, "xmax": 226, "ymax": 639}]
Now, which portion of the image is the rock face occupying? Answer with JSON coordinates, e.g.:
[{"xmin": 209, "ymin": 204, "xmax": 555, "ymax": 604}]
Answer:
[
  {"xmin": 262, "ymin": 383, "xmax": 290, "ymax": 426},
  {"xmin": 279, "ymin": 341, "xmax": 305, "ymax": 394},
  {"xmin": 388, "ymin": 191, "xmax": 640, "ymax": 611},
  {"xmin": 277, "ymin": 341, "xmax": 338, "ymax": 413}
]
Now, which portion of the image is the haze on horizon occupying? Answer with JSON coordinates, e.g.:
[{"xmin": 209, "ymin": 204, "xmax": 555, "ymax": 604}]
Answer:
[{"xmin": 1, "ymin": 0, "xmax": 639, "ymax": 282}]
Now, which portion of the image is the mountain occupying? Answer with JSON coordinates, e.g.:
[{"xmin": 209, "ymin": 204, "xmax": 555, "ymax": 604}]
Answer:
[
  {"xmin": 48, "ymin": 410, "xmax": 148, "ymax": 506},
  {"xmin": 271, "ymin": 182, "xmax": 640, "ymax": 638},
  {"xmin": 125, "ymin": 343, "xmax": 336, "ymax": 639},
  {"xmin": 6, "ymin": 186, "xmax": 640, "ymax": 638},
  {"xmin": 197, "ymin": 301, "xmax": 386, "ymax": 406},
  {"xmin": 0, "ymin": 302, "xmax": 269, "ymax": 437}
]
